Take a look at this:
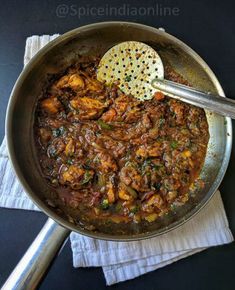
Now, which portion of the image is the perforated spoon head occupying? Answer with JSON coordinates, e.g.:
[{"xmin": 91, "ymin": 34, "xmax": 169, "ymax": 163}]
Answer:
[{"xmin": 97, "ymin": 41, "xmax": 164, "ymax": 100}]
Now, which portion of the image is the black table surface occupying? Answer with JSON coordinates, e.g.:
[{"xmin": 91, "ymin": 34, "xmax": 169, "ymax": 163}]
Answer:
[{"xmin": 1, "ymin": 0, "xmax": 235, "ymax": 289}]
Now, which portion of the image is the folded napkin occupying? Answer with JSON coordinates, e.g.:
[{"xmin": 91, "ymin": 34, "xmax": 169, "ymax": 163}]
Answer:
[{"xmin": 0, "ymin": 35, "xmax": 233, "ymax": 286}]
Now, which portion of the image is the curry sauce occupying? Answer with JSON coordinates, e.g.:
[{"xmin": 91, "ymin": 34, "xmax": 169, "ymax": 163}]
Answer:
[{"xmin": 34, "ymin": 57, "xmax": 209, "ymax": 228}]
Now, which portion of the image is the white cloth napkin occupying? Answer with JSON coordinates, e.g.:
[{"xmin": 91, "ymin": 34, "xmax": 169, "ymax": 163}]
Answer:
[{"xmin": 0, "ymin": 35, "xmax": 233, "ymax": 286}]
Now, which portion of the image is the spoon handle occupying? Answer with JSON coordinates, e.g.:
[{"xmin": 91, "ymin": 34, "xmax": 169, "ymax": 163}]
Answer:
[{"xmin": 152, "ymin": 79, "xmax": 235, "ymax": 119}]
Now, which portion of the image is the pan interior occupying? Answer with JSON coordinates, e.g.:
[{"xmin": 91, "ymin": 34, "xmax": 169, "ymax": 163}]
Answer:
[{"xmin": 7, "ymin": 22, "xmax": 232, "ymax": 240}]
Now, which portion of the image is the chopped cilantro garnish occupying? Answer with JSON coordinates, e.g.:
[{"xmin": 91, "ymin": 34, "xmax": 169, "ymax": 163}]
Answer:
[
  {"xmin": 170, "ymin": 140, "xmax": 178, "ymax": 149},
  {"xmin": 97, "ymin": 120, "xmax": 113, "ymax": 130},
  {"xmin": 80, "ymin": 171, "xmax": 92, "ymax": 185},
  {"xmin": 159, "ymin": 118, "xmax": 165, "ymax": 128},
  {"xmin": 130, "ymin": 206, "xmax": 139, "ymax": 214},
  {"xmin": 124, "ymin": 75, "xmax": 132, "ymax": 82},
  {"xmin": 67, "ymin": 159, "xmax": 73, "ymax": 165},
  {"xmin": 101, "ymin": 199, "xmax": 109, "ymax": 210},
  {"xmin": 48, "ymin": 147, "xmax": 57, "ymax": 158},
  {"xmin": 115, "ymin": 203, "xmax": 122, "ymax": 212},
  {"xmin": 153, "ymin": 164, "xmax": 163, "ymax": 171},
  {"xmin": 153, "ymin": 182, "xmax": 161, "ymax": 190},
  {"xmin": 52, "ymin": 126, "xmax": 66, "ymax": 137}
]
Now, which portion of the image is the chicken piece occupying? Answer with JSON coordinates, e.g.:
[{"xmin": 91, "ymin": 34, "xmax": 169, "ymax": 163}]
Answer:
[
  {"xmin": 118, "ymin": 183, "xmax": 138, "ymax": 201},
  {"xmin": 142, "ymin": 194, "xmax": 164, "ymax": 213},
  {"xmin": 106, "ymin": 182, "xmax": 115, "ymax": 203},
  {"xmin": 154, "ymin": 91, "xmax": 165, "ymax": 101},
  {"xmin": 141, "ymin": 114, "xmax": 152, "ymax": 129},
  {"xmin": 182, "ymin": 150, "xmax": 192, "ymax": 158},
  {"xmin": 166, "ymin": 190, "xmax": 177, "ymax": 203},
  {"xmin": 62, "ymin": 166, "xmax": 85, "ymax": 183},
  {"xmin": 145, "ymin": 146, "xmax": 161, "ymax": 157},
  {"xmin": 118, "ymin": 187, "xmax": 131, "ymax": 201},
  {"xmin": 178, "ymin": 192, "xmax": 189, "ymax": 203},
  {"xmin": 61, "ymin": 165, "xmax": 94, "ymax": 188},
  {"xmin": 39, "ymin": 128, "xmax": 51, "ymax": 143},
  {"xmin": 144, "ymin": 213, "xmax": 158, "ymax": 222},
  {"xmin": 70, "ymin": 97, "xmax": 107, "ymax": 120},
  {"xmin": 43, "ymin": 118, "xmax": 65, "ymax": 128},
  {"xmin": 144, "ymin": 101, "xmax": 166, "ymax": 124},
  {"xmin": 70, "ymin": 96, "xmax": 105, "ymax": 110},
  {"xmin": 124, "ymin": 107, "xmax": 142, "ymax": 123},
  {"xmin": 120, "ymin": 166, "xmax": 148, "ymax": 192},
  {"xmin": 64, "ymin": 138, "xmax": 75, "ymax": 156},
  {"xmin": 41, "ymin": 97, "xmax": 62, "ymax": 114},
  {"xmin": 136, "ymin": 142, "xmax": 161, "ymax": 158},
  {"xmin": 135, "ymin": 147, "xmax": 146, "ymax": 158},
  {"xmin": 112, "ymin": 94, "xmax": 142, "ymax": 123},
  {"xmin": 113, "ymin": 95, "xmax": 129, "ymax": 114},
  {"xmin": 163, "ymin": 177, "xmax": 181, "ymax": 191},
  {"xmin": 97, "ymin": 152, "xmax": 118, "ymax": 172},
  {"xmin": 100, "ymin": 136, "xmax": 126, "ymax": 158},
  {"xmin": 47, "ymin": 139, "xmax": 65, "ymax": 158},
  {"xmin": 138, "ymin": 127, "xmax": 159, "ymax": 144},
  {"xmin": 85, "ymin": 77, "xmax": 103, "ymax": 91},
  {"xmin": 169, "ymin": 100, "xmax": 185, "ymax": 125},
  {"xmin": 101, "ymin": 108, "xmax": 117, "ymax": 122},
  {"xmin": 53, "ymin": 74, "xmax": 84, "ymax": 91}
]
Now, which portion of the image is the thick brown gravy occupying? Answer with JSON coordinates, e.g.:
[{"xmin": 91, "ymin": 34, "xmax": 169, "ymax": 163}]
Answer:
[{"xmin": 34, "ymin": 57, "xmax": 209, "ymax": 230}]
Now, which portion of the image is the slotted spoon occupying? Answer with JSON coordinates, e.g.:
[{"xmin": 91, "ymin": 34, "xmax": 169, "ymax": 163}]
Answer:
[{"xmin": 97, "ymin": 41, "xmax": 235, "ymax": 119}]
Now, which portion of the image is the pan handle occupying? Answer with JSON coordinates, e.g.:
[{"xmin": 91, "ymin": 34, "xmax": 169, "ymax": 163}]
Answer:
[
  {"xmin": 152, "ymin": 78, "xmax": 235, "ymax": 119},
  {"xmin": 1, "ymin": 218, "xmax": 70, "ymax": 290}
]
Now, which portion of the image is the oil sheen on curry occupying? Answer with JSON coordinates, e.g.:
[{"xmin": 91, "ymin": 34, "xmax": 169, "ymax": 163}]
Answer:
[{"xmin": 34, "ymin": 56, "xmax": 209, "ymax": 232}]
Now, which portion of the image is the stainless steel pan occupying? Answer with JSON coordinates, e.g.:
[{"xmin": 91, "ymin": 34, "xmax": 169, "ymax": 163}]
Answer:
[{"xmin": 3, "ymin": 22, "xmax": 232, "ymax": 289}]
